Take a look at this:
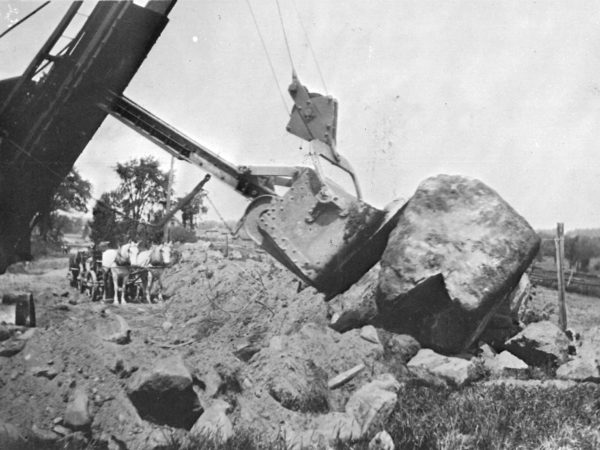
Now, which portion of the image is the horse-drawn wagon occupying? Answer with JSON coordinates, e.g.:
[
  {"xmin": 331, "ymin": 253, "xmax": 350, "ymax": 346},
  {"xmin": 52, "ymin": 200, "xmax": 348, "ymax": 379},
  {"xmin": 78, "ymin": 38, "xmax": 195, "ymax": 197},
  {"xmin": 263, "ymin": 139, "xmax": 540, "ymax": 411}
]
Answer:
[
  {"xmin": 67, "ymin": 242, "xmax": 112, "ymax": 301},
  {"xmin": 67, "ymin": 246, "xmax": 91, "ymax": 292},
  {"xmin": 68, "ymin": 242, "xmax": 173, "ymax": 304}
]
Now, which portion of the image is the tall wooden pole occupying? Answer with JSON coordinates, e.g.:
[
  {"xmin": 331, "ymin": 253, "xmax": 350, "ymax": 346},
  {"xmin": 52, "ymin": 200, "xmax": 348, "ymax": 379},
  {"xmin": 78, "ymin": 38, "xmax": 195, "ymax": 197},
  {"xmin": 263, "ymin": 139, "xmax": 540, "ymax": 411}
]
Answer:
[
  {"xmin": 163, "ymin": 156, "xmax": 175, "ymax": 243},
  {"xmin": 555, "ymin": 222, "xmax": 567, "ymax": 331}
]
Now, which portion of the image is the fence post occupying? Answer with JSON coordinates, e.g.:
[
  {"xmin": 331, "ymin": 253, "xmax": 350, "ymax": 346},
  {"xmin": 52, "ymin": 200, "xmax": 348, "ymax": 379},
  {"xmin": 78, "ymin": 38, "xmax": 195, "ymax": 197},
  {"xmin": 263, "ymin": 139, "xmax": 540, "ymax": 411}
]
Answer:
[{"xmin": 555, "ymin": 222, "xmax": 567, "ymax": 331}]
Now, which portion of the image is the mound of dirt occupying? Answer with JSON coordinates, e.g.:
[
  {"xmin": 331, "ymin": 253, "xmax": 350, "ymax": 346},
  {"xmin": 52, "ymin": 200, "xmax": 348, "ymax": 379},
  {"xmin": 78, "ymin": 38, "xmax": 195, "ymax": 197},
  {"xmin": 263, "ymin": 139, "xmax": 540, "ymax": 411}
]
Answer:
[{"xmin": 0, "ymin": 240, "xmax": 398, "ymax": 448}]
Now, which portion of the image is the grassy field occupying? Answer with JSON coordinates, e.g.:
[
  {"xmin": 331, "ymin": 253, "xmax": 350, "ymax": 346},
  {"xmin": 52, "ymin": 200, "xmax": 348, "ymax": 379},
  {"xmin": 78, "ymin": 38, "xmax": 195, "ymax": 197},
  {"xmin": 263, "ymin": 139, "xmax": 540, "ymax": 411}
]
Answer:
[{"xmin": 529, "ymin": 285, "xmax": 600, "ymax": 332}]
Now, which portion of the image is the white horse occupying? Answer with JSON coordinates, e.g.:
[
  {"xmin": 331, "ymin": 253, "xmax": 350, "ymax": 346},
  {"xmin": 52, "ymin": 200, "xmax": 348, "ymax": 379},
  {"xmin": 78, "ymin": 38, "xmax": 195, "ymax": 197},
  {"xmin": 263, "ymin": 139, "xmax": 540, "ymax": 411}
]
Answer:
[
  {"xmin": 136, "ymin": 242, "xmax": 173, "ymax": 303},
  {"xmin": 101, "ymin": 242, "xmax": 140, "ymax": 305}
]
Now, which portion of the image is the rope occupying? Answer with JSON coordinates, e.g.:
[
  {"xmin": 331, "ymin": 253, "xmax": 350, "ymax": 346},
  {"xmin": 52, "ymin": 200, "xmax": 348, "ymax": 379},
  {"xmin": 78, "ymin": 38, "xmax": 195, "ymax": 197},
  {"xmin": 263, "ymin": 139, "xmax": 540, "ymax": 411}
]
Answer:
[
  {"xmin": 290, "ymin": 0, "xmax": 328, "ymax": 94},
  {"xmin": 244, "ymin": 0, "xmax": 290, "ymax": 117},
  {"xmin": 274, "ymin": 0, "xmax": 296, "ymax": 74},
  {"xmin": 205, "ymin": 193, "xmax": 235, "ymax": 235},
  {"xmin": 0, "ymin": 1, "xmax": 51, "ymax": 40}
]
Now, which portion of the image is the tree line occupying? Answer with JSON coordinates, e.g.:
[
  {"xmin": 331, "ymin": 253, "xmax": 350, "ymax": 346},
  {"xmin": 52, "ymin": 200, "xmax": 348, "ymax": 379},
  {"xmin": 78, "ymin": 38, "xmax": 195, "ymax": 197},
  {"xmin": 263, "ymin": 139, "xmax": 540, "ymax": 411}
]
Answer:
[
  {"xmin": 40, "ymin": 157, "xmax": 206, "ymax": 248},
  {"xmin": 537, "ymin": 232, "xmax": 600, "ymax": 272},
  {"xmin": 89, "ymin": 156, "xmax": 206, "ymax": 247}
]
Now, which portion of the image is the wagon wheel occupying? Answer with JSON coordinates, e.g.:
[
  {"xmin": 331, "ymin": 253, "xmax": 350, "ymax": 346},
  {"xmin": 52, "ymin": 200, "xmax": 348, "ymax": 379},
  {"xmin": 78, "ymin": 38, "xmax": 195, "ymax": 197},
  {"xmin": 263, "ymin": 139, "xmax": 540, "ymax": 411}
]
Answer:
[
  {"xmin": 77, "ymin": 272, "xmax": 85, "ymax": 293},
  {"xmin": 69, "ymin": 269, "xmax": 79, "ymax": 288},
  {"xmin": 86, "ymin": 271, "xmax": 99, "ymax": 301}
]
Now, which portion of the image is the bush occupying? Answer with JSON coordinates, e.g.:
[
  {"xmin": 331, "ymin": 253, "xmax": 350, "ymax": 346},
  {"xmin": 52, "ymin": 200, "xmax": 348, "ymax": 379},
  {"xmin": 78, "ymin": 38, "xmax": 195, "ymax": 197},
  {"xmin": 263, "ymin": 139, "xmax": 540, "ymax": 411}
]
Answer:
[{"xmin": 169, "ymin": 226, "xmax": 198, "ymax": 243}]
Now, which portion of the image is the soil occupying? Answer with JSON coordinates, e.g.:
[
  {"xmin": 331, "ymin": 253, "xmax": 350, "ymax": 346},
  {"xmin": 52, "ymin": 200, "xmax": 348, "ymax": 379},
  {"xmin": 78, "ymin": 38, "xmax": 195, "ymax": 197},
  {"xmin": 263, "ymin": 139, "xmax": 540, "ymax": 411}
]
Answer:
[{"xmin": 0, "ymin": 238, "xmax": 367, "ymax": 448}]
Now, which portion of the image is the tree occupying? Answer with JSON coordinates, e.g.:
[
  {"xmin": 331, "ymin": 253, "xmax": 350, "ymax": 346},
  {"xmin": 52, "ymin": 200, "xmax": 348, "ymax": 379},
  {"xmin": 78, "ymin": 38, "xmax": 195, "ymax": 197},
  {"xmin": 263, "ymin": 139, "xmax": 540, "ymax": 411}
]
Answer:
[
  {"xmin": 88, "ymin": 157, "xmax": 170, "ymax": 246},
  {"xmin": 113, "ymin": 157, "xmax": 169, "ymax": 241},
  {"xmin": 33, "ymin": 167, "xmax": 92, "ymax": 241},
  {"xmin": 564, "ymin": 236, "xmax": 600, "ymax": 272},
  {"xmin": 89, "ymin": 192, "xmax": 121, "ymax": 247}
]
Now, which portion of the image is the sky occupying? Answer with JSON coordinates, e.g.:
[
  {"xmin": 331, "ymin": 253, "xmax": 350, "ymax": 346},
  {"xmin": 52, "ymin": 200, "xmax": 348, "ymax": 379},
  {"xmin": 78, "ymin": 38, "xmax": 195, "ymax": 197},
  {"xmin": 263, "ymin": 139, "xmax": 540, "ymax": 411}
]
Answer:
[{"xmin": 2, "ymin": 0, "xmax": 600, "ymax": 230}]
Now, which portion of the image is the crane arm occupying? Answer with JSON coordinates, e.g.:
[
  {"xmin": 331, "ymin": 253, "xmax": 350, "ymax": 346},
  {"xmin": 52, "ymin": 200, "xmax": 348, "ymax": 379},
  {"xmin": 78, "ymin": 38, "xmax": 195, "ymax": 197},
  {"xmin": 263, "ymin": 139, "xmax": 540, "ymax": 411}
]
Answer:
[{"xmin": 100, "ymin": 93, "xmax": 301, "ymax": 199}]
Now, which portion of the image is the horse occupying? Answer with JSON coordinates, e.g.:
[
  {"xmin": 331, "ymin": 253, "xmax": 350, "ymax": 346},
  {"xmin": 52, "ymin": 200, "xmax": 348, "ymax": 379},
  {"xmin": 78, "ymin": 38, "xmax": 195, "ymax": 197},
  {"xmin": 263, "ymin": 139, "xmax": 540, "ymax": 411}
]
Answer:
[
  {"xmin": 101, "ymin": 242, "xmax": 140, "ymax": 305},
  {"xmin": 136, "ymin": 242, "xmax": 173, "ymax": 303}
]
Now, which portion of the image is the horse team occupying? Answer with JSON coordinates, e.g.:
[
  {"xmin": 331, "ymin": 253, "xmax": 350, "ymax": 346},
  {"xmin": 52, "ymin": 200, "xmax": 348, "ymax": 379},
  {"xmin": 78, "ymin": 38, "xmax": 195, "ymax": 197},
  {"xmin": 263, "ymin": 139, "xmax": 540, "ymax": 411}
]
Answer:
[{"xmin": 69, "ymin": 241, "xmax": 173, "ymax": 305}]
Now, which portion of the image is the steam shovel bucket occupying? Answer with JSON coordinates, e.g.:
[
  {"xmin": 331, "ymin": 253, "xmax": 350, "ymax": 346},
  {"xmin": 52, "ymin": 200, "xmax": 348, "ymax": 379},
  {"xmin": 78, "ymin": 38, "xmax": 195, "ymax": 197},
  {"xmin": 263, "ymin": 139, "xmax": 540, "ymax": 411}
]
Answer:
[{"xmin": 243, "ymin": 168, "xmax": 404, "ymax": 300}]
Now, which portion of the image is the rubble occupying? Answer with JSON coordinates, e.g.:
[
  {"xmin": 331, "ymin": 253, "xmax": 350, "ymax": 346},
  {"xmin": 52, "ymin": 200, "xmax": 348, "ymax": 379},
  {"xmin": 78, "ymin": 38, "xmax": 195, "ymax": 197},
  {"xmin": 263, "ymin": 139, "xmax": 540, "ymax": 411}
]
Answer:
[
  {"xmin": 31, "ymin": 366, "xmax": 59, "ymax": 379},
  {"xmin": 484, "ymin": 351, "xmax": 529, "ymax": 378},
  {"xmin": 407, "ymin": 349, "xmax": 482, "ymax": 387},
  {"xmin": 127, "ymin": 354, "xmax": 202, "ymax": 429},
  {"xmin": 267, "ymin": 358, "xmax": 329, "ymax": 412},
  {"xmin": 64, "ymin": 388, "xmax": 92, "ymax": 431},
  {"xmin": 328, "ymin": 264, "xmax": 380, "ymax": 332},
  {"xmin": 98, "ymin": 313, "xmax": 132, "ymax": 345},
  {"xmin": 505, "ymin": 320, "xmax": 570, "ymax": 368},
  {"xmin": 285, "ymin": 374, "xmax": 400, "ymax": 448},
  {"xmin": 369, "ymin": 430, "xmax": 395, "ymax": 450},
  {"xmin": 556, "ymin": 357, "xmax": 600, "ymax": 382},
  {"xmin": 360, "ymin": 325, "xmax": 381, "ymax": 345},
  {"xmin": 189, "ymin": 399, "xmax": 233, "ymax": 443},
  {"xmin": 31, "ymin": 424, "xmax": 60, "ymax": 446},
  {"xmin": 382, "ymin": 333, "xmax": 421, "ymax": 363},
  {"xmin": 345, "ymin": 374, "xmax": 400, "ymax": 436},
  {"xmin": 0, "ymin": 339, "xmax": 25, "ymax": 357}
]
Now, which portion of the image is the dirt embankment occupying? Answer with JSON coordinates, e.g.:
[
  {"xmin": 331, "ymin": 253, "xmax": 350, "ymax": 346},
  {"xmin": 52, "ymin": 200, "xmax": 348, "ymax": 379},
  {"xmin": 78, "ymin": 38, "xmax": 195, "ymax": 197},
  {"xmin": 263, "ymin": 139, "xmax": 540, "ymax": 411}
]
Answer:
[{"xmin": 1, "ymin": 240, "xmax": 383, "ymax": 448}]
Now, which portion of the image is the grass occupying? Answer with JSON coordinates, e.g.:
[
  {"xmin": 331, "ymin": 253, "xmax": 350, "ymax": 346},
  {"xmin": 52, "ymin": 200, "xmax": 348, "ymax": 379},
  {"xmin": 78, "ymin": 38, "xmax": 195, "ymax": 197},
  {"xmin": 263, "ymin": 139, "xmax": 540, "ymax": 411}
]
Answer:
[
  {"xmin": 334, "ymin": 383, "xmax": 600, "ymax": 450},
  {"xmin": 529, "ymin": 286, "xmax": 600, "ymax": 332}
]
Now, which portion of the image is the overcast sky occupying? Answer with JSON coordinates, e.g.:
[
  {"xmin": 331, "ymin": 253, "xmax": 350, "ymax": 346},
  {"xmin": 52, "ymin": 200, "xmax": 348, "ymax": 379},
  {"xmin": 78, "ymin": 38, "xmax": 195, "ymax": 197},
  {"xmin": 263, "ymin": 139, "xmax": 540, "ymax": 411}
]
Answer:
[{"xmin": 2, "ymin": 0, "xmax": 600, "ymax": 230}]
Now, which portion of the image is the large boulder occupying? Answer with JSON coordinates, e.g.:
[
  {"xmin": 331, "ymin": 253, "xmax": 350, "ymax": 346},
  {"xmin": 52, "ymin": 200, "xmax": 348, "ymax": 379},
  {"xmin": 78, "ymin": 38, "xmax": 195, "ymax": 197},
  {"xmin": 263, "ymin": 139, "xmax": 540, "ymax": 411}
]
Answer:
[
  {"xmin": 504, "ymin": 321, "xmax": 570, "ymax": 368},
  {"xmin": 127, "ymin": 354, "xmax": 202, "ymax": 429},
  {"xmin": 377, "ymin": 175, "xmax": 539, "ymax": 353}
]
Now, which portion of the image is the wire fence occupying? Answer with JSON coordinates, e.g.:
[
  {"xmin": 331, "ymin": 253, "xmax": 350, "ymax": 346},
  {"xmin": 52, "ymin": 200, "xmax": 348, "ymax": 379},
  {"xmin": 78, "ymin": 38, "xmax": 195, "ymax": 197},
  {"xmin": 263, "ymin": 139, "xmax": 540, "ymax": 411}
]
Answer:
[{"xmin": 529, "ymin": 266, "xmax": 600, "ymax": 298}]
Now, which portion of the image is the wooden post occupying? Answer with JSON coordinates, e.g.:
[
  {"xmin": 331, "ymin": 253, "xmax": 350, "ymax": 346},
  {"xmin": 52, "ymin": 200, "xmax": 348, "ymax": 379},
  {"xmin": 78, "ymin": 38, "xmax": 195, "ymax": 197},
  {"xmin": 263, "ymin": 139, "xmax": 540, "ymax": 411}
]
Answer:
[
  {"xmin": 163, "ymin": 156, "xmax": 175, "ymax": 243},
  {"xmin": 555, "ymin": 222, "xmax": 567, "ymax": 331}
]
